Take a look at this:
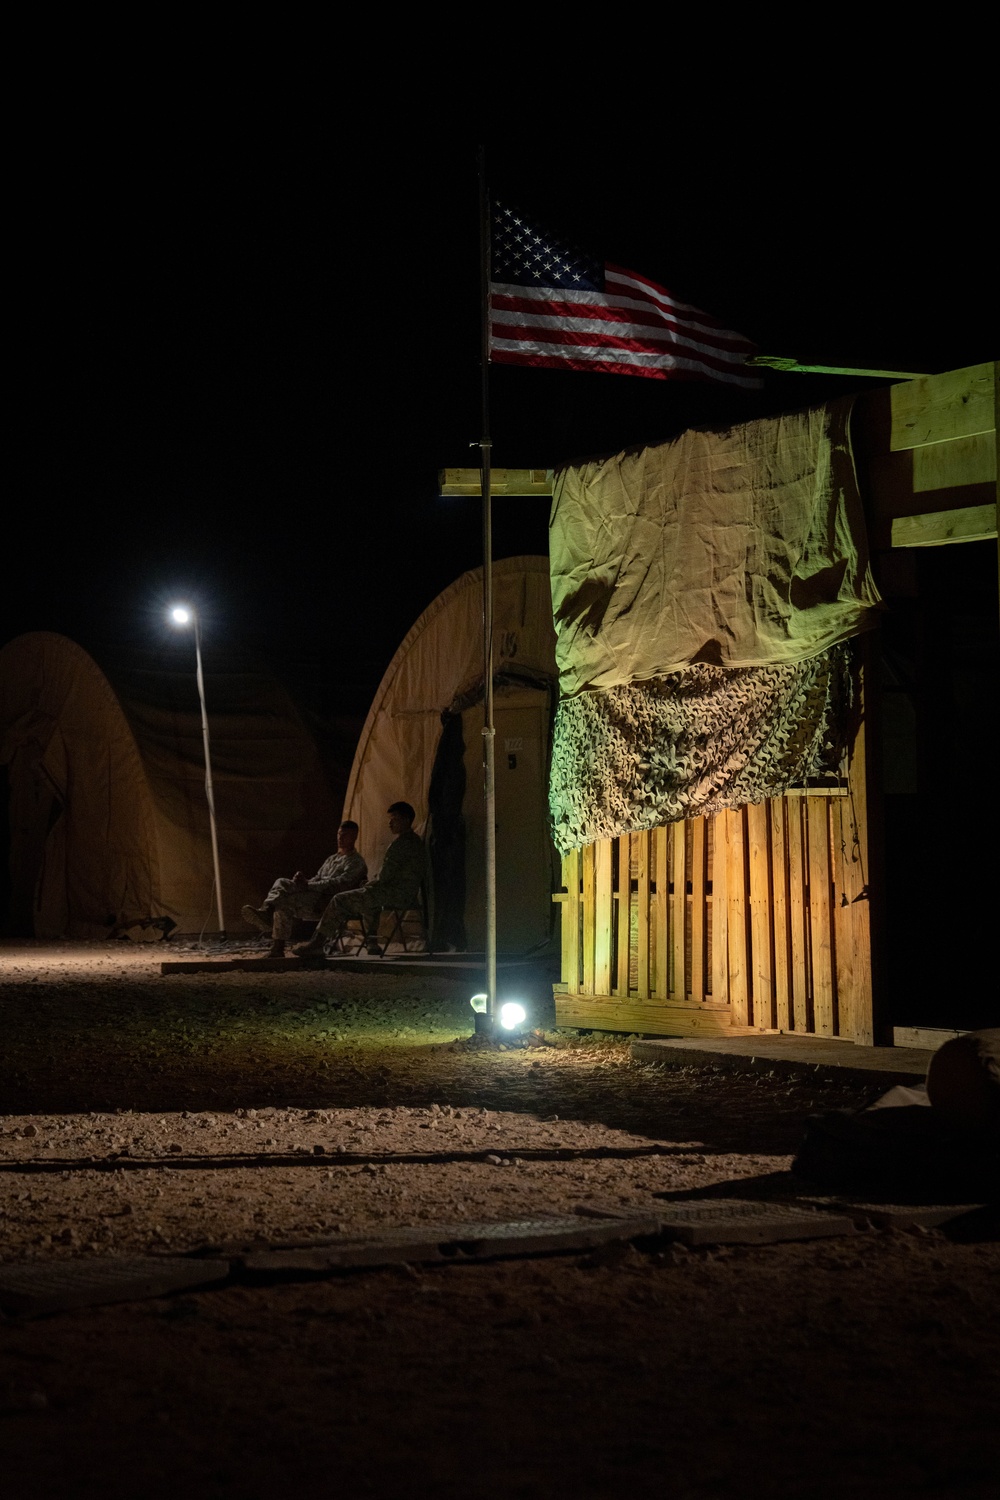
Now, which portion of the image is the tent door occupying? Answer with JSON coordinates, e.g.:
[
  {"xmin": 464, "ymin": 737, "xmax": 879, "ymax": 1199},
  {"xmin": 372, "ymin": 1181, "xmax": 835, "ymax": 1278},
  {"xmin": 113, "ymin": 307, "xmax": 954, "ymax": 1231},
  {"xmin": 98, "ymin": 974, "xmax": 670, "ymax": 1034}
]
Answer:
[{"xmin": 461, "ymin": 686, "xmax": 556, "ymax": 955}]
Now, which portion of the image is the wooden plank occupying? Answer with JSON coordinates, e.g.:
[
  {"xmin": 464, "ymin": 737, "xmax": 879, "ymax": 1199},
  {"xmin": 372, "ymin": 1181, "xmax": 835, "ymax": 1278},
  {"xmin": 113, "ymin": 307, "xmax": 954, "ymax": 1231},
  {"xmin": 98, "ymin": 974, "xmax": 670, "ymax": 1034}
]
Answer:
[
  {"xmin": 806, "ymin": 800, "xmax": 835, "ymax": 1036},
  {"xmin": 912, "ymin": 434, "xmax": 996, "ymax": 495},
  {"xmin": 653, "ymin": 826, "xmax": 669, "ymax": 1000},
  {"xmin": 770, "ymin": 799, "xmax": 792, "ymax": 1033},
  {"xmin": 562, "ymin": 851, "xmax": 580, "ymax": 995},
  {"xmin": 746, "ymin": 802, "xmax": 773, "ymax": 1031},
  {"xmin": 690, "ymin": 818, "xmax": 707, "ymax": 1002},
  {"xmin": 786, "ymin": 798, "xmax": 809, "ymax": 1033},
  {"xmin": 671, "ymin": 820, "xmax": 686, "ymax": 1000},
  {"xmin": 890, "ymin": 363, "xmax": 995, "ymax": 450},
  {"xmin": 725, "ymin": 808, "xmax": 750, "ymax": 1027},
  {"xmin": 891, "ymin": 501, "xmax": 996, "ymax": 547},
  {"xmin": 615, "ymin": 838, "xmax": 630, "ymax": 997},
  {"xmin": 709, "ymin": 814, "xmax": 728, "ymax": 1006},
  {"xmin": 835, "ymin": 719, "xmax": 874, "ymax": 1044},
  {"xmin": 438, "ymin": 467, "xmax": 553, "ymax": 496},
  {"xmin": 893, "ymin": 1026, "xmax": 967, "ymax": 1050},
  {"xmin": 581, "ymin": 843, "xmax": 596, "ymax": 997},
  {"xmin": 636, "ymin": 830, "xmax": 651, "ymax": 999},
  {"xmin": 554, "ymin": 993, "xmax": 758, "ymax": 1037},
  {"xmin": 593, "ymin": 839, "xmax": 613, "ymax": 997}
]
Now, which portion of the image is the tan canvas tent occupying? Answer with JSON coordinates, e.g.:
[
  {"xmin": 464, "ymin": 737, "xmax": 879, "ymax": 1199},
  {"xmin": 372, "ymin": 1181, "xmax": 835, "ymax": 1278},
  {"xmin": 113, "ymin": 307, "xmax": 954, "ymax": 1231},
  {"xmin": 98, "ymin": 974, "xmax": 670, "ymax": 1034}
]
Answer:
[
  {"xmin": 343, "ymin": 557, "xmax": 560, "ymax": 954},
  {"xmin": 0, "ymin": 632, "xmax": 340, "ymax": 937}
]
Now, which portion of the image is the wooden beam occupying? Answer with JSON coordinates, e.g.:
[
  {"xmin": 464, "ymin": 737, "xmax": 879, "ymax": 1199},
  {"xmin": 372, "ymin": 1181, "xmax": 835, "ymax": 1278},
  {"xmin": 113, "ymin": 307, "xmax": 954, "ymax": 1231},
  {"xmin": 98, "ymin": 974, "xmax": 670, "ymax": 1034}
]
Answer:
[
  {"xmin": 614, "ymin": 837, "xmax": 630, "ymax": 997},
  {"xmin": 890, "ymin": 363, "xmax": 995, "ymax": 451},
  {"xmin": 553, "ymin": 992, "xmax": 756, "ymax": 1038},
  {"xmin": 593, "ymin": 840, "xmax": 613, "ymax": 996},
  {"xmin": 636, "ymin": 831, "xmax": 651, "ymax": 999},
  {"xmin": 725, "ymin": 809, "xmax": 750, "ymax": 1027},
  {"xmin": 912, "ymin": 433, "xmax": 996, "ymax": 493},
  {"xmin": 581, "ymin": 843, "xmax": 596, "ymax": 996},
  {"xmin": 787, "ymin": 798, "xmax": 810, "ymax": 1033},
  {"xmin": 770, "ymin": 800, "xmax": 792, "ymax": 1034},
  {"xmin": 891, "ymin": 503, "xmax": 997, "ymax": 548},
  {"xmin": 653, "ymin": 827, "xmax": 669, "ymax": 1000},
  {"xmin": 807, "ymin": 800, "xmax": 835, "ymax": 1037},
  {"xmin": 671, "ymin": 822, "xmax": 686, "ymax": 1001},
  {"xmin": 438, "ymin": 467, "xmax": 553, "ymax": 497},
  {"xmin": 561, "ymin": 851, "xmax": 580, "ymax": 995}
]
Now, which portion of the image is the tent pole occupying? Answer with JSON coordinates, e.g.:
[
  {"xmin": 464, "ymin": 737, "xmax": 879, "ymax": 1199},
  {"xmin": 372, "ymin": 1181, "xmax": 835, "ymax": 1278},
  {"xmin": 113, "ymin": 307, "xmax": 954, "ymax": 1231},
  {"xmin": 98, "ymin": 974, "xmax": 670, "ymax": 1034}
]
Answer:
[
  {"xmin": 193, "ymin": 611, "xmax": 226, "ymax": 938},
  {"xmin": 478, "ymin": 147, "xmax": 497, "ymax": 1024}
]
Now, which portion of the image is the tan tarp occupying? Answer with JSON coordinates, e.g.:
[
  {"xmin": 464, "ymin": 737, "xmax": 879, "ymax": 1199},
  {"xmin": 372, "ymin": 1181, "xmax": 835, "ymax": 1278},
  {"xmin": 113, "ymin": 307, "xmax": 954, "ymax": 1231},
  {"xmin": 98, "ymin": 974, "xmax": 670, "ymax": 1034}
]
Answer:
[
  {"xmin": 550, "ymin": 399, "xmax": 882, "ymax": 697},
  {"xmin": 344, "ymin": 557, "xmax": 559, "ymax": 953},
  {"xmin": 0, "ymin": 633, "xmax": 340, "ymax": 937}
]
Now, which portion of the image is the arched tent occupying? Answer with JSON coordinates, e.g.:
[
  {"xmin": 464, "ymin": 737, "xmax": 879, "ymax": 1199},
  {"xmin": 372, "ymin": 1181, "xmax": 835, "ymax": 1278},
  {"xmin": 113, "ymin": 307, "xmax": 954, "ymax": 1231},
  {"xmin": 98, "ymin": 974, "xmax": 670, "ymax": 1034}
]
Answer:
[
  {"xmin": 343, "ymin": 557, "xmax": 560, "ymax": 954},
  {"xmin": 0, "ymin": 632, "xmax": 340, "ymax": 937}
]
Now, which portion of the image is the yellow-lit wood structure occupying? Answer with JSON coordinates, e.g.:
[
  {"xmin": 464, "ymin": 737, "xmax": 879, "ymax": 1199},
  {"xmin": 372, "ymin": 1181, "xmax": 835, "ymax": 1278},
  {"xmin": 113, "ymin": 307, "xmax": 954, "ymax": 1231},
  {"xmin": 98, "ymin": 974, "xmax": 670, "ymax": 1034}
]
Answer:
[{"xmin": 553, "ymin": 362, "xmax": 998, "ymax": 1043}]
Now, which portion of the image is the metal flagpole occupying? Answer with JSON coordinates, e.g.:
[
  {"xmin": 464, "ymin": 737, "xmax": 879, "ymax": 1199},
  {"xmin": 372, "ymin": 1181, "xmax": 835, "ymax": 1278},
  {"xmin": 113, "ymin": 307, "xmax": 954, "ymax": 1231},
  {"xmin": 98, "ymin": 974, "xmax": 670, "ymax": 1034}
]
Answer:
[
  {"xmin": 192, "ymin": 610, "xmax": 226, "ymax": 937},
  {"xmin": 477, "ymin": 147, "xmax": 497, "ymax": 1025}
]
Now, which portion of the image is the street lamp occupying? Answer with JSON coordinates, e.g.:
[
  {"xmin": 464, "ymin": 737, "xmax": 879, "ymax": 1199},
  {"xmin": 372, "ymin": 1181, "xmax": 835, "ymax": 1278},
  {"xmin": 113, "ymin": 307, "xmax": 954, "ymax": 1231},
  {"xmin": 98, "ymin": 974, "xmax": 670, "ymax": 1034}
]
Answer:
[{"xmin": 169, "ymin": 603, "xmax": 225, "ymax": 937}]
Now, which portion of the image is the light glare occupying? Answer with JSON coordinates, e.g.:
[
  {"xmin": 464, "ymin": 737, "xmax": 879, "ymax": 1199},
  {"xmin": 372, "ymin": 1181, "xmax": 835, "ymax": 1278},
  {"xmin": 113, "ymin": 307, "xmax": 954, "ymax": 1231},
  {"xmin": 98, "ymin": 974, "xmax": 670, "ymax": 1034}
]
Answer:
[
  {"xmin": 469, "ymin": 992, "xmax": 488, "ymax": 1014},
  {"xmin": 171, "ymin": 606, "xmax": 192, "ymax": 626},
  {"xmin": 499, "ymin": 1001, "xmax": 527, "ymax": 1030}
]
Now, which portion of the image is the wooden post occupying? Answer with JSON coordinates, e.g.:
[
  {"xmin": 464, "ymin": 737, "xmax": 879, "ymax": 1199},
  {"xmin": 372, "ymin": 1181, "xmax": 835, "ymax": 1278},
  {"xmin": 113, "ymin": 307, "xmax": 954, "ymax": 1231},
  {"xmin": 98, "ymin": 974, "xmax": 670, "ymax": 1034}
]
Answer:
[
  {"xmin": 594, "ymin": 839, "xmax": 613, "ymax": 996},
  {"xmin": 671, "ymin": 821, "xmax": 686, "ymax": 1000},
  {"xmin": 746, "ymin": 801, "xmax": 773, "ymax": 1030},
  {"xmin": 653, "ymin": 826, "xmax": 669, "ymax": 999},
  {"xmin": 581, "ymin": 842, "xmax": 596, "ymax": 996},
  {"xmin": 636, "ymin": 829, "xmax": 651, "ymax": 999},
  {"xmin": 771, "ymin": 798, "xmax": 792, "ymax": 1032},
  {"xmin": 690, "ymin": 817, "xmax": 707, "ymax": 1002},
  {"xmin": 725, "ymin": 808, "xmax": 750, "ymax": 1027},
  {"xmin": 615, "ymin": 836, "xmax": 630, "ymax": 997},
  {"xmin": 710, "ymin": 814, "xmax": 728, "ymax": 1004},
  {"xmin": 807, "ymin": 799, "xmax": 835, "ymax": 1035}
]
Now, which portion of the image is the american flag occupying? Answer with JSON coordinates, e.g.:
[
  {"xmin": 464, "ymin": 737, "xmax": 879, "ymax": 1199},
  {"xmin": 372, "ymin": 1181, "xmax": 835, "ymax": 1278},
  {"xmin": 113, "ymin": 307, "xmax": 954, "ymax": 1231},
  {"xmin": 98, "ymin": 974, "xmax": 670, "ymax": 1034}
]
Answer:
[{"xmin": 489, "ymin": 202, "xmax": 760, "ymax": 388}]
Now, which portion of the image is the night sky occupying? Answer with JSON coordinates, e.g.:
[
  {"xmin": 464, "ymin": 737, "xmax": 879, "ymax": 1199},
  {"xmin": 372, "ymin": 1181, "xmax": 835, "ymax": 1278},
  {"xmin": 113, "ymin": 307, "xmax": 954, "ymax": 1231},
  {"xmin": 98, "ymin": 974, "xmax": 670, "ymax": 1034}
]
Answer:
[{"xmin": 10, "ymin": 110, "xmax": 997, "ymax": 723}]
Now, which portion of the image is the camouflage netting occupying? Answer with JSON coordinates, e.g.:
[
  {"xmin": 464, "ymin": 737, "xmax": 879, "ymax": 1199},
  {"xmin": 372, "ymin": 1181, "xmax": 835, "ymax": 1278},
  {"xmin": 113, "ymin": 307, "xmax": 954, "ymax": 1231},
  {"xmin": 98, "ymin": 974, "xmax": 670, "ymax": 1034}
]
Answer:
[{"xmin": 549, "ymin": 643, "xmax": 854, "ymax": 854}]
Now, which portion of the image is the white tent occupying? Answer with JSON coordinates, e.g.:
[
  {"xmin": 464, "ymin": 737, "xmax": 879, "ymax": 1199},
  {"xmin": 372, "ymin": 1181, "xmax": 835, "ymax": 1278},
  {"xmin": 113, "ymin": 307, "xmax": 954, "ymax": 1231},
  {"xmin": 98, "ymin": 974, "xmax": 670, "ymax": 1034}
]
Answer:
[{"xmin": 343, "ymin": 557, "xmax": 559, "ymax": 954}]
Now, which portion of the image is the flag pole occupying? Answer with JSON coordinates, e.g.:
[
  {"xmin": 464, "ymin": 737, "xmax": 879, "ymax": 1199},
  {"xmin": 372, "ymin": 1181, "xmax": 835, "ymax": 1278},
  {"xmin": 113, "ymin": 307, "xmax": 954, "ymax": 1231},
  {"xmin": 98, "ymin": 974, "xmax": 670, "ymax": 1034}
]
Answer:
[{"xmin": 477, "ymin": 147, "xmax": 498, "ymax": 1026}]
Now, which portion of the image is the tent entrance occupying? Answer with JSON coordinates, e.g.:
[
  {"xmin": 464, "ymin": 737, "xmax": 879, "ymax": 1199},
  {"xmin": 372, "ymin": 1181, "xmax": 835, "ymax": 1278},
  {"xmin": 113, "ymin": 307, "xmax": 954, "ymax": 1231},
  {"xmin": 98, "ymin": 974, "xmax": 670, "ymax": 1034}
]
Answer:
[{"xmin": 460, "ymin": 685, "xmax": 558, "ymax": 956}]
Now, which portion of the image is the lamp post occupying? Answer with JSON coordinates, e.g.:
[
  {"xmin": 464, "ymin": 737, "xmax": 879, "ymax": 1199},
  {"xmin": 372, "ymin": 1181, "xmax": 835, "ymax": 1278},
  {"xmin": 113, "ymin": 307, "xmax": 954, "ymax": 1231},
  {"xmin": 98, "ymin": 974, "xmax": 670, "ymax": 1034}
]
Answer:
[{"xmin": 169, "ymin": 605, "xmax": 225, "ymax": 937}]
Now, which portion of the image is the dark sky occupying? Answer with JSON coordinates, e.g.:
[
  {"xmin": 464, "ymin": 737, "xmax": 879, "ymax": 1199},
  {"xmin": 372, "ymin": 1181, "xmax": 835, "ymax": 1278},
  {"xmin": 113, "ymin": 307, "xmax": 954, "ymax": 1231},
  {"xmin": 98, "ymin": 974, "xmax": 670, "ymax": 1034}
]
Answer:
[{"xmin": 9, "ymin": 109, "xmax": 997, "ymax": 714}]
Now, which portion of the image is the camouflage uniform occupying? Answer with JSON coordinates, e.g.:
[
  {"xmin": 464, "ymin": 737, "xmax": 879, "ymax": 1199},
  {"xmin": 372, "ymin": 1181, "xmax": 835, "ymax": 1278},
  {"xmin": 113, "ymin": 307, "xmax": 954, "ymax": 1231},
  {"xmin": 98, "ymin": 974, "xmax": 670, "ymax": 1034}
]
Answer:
[
  {"xmin": 265, "ymin": 850, "xmax": 368, "ymax": 940},
  {"xmin": 316, "ymin": 829, "xmax": 426, "ymax": 942}
]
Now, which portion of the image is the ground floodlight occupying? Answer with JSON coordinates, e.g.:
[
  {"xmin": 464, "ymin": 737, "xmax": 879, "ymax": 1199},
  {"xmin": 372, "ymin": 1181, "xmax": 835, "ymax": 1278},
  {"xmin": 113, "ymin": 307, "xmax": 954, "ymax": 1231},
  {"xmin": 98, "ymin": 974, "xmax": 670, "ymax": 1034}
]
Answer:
[
  {"xmin": 170, "ymin": 605, "xmax": 192, "ymax": 625},
  {"xmin": 498, "ymin": 1001, "xmax": 527, "ymax": 1031},
  {"xmin": 470, "ymin": 993, "xmax": 488, "ymax": 1014}
]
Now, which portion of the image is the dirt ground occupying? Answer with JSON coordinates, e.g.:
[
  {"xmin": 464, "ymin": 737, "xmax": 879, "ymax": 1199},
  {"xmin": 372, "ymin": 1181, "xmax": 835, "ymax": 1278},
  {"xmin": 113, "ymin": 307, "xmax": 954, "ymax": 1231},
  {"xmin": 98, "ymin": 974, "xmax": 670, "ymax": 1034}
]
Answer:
[{"xmin": 1, "ymin": 942, "xmax": 997, "ymax": 1500}]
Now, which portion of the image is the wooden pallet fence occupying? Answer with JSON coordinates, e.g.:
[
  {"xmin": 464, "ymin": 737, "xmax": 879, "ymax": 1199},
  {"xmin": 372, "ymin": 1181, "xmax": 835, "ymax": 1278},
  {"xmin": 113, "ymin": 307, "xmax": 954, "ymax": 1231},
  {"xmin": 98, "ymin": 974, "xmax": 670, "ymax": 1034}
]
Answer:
[{"xmin": 554, "ymin": 783, "xmax": 872, "ymax": 1040}]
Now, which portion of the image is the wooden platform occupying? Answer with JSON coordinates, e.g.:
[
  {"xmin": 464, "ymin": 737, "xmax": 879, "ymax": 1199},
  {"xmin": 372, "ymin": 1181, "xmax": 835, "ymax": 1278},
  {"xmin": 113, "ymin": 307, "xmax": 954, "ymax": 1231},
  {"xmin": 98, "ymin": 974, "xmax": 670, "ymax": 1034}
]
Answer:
[{"xmin": 630, "ymin": 1034, "xmax": 933, "ymax": 1085}]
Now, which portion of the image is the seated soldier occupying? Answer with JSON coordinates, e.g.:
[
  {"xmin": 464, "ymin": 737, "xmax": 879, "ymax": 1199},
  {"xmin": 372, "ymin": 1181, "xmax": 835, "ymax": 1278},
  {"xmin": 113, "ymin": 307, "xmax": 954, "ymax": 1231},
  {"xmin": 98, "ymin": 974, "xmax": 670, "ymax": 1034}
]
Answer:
[
  {"xmin": 294, "ymin": 801, "xmax": 425, "ymax": 958},
  {"xmin": 241, "ymin": 821, "xmax": 367, "ymax": 958}
]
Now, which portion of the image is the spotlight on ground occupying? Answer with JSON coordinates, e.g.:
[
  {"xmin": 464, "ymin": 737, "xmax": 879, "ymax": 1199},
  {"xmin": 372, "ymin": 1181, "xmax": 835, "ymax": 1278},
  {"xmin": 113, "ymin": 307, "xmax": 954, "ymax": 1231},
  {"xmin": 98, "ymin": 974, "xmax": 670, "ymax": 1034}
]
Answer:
[
  {"xmin": 499, "ymin": 1001, "xmax": 527, "ymax": 1031},
  {"xmin": 469, "ymin": 993, "xmax": 488, "ymax": 1014}
]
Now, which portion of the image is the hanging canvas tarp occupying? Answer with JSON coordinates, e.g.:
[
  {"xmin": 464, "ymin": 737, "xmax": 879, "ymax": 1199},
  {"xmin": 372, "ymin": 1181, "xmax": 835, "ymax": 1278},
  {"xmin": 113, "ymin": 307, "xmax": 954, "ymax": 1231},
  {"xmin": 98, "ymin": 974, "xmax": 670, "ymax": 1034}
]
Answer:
[{"xmin": 548, "ymin": 401, "xmax": 880, "ymax": 851}]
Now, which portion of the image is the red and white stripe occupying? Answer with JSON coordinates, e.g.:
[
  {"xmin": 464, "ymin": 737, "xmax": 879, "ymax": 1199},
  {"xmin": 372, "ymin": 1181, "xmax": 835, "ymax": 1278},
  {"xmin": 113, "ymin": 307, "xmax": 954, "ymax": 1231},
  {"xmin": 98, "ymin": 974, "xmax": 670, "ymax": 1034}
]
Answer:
[{"xmin": 489, "ymin": 263, "xmax": 759, "ymax": 388}]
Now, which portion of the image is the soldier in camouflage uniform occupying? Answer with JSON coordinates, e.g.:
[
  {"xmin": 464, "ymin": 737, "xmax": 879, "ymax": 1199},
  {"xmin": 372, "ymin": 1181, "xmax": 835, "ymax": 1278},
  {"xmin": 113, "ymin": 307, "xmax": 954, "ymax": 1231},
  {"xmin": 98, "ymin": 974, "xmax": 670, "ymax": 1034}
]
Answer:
[
  {"xmin": 294, "ymin": 802, "xmax": 426, "ymax": 958},
  {"xmin": 242, "ymin": 821, "xmax": 367, "ymax": 957}
]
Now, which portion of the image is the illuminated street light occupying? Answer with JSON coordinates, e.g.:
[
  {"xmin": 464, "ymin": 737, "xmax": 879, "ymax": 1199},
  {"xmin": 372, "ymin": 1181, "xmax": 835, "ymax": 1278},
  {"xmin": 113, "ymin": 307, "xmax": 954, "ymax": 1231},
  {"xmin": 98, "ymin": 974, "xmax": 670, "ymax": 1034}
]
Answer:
[{"xmin": 169, "ymin": 603, "xmax": 225, "ymax": 937}]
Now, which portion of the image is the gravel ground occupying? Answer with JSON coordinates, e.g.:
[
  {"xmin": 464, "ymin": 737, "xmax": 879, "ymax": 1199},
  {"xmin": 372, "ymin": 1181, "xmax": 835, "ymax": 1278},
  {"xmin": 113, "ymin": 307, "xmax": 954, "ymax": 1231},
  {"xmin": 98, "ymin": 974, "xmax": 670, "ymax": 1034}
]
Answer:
[{"xmin": 1, "ymin": 942, "xmax": 997, "ymax": 1500}]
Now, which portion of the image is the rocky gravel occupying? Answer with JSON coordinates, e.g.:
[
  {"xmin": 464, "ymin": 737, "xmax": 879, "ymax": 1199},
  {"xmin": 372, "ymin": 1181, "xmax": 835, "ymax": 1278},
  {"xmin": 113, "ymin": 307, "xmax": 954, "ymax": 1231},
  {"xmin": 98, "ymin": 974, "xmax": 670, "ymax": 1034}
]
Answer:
[{"xmin": 0, "ymin": 942, "xmax": 997, "ymax": 1500}]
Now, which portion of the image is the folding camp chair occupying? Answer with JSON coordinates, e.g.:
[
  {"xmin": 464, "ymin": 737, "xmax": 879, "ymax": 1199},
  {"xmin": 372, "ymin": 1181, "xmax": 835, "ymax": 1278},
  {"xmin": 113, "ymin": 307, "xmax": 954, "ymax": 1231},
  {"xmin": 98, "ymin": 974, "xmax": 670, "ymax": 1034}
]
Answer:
[{"xmin": 335, "ymin": 891, "xmax": 429, "ymax": 958}]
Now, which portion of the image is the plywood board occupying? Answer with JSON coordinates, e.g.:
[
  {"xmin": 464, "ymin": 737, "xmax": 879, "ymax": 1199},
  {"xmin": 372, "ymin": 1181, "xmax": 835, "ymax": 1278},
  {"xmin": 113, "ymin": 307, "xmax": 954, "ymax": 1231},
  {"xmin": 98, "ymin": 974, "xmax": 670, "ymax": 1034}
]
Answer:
[
  {"xmin": 890, "ymin": 363, "xmax": 995, "ymax": 450},
  {"xmin": 891, "ymin": 501, "xmax": 997, "ymax": 546}
]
